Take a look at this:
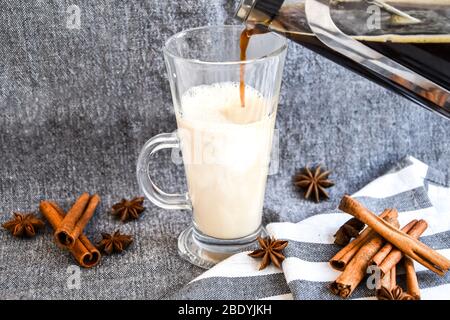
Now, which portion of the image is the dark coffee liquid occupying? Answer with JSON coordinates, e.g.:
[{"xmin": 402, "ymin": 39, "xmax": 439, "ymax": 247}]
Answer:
[
  {"xmin": 363, "ymin": 41, "xmax": 450, "ymax": 90},
  {"xmin": 240, "ymin": 28, "xmax": 252, "ymax": 107},
  {"xmin": 244, "ymin": 1, "xmax": 450, "ymax": 116},
  {"xmin": 281, "ymin": 31, "xmax": 450, "ymax": 110},
  {"xmin": 239, "ymin": 27, "xmax": 265, "ymax": 107}
]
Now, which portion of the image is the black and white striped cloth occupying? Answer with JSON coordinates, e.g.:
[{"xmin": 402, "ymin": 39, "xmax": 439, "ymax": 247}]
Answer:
[{"xmin": 171, "ymin": 157, "xmax": 450, "ymax": 300}]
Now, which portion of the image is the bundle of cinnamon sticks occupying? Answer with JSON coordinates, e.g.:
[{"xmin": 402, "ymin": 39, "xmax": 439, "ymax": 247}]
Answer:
[
  {"xmin": 329, "ymin": 195, "xmax": 450, "ymax": 299},
  {"xmin": 39, "ymin": 193, "xmax": 101, "ymax": 268}
]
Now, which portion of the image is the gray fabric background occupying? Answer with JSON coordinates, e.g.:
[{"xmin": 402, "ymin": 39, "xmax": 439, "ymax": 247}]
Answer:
[{"xmin": 0, "ymin": 0, "xmax": 449, "ymax": 299}]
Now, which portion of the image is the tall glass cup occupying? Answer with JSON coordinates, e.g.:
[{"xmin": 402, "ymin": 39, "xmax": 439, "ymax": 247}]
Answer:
[{"xmin": 137, "ymin": 25, "xmax": 287, "ymax": 268}]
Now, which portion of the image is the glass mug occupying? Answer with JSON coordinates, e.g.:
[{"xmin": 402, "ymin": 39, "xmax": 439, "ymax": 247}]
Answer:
[{"xmin": 137, "ymin": 25, "xmax": 287, "ymax": 268}]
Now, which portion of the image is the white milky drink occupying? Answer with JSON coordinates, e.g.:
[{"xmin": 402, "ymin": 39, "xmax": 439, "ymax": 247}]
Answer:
[{"xmin": 176, "ymin": 82, "xmax": 277, "ymax": 239}]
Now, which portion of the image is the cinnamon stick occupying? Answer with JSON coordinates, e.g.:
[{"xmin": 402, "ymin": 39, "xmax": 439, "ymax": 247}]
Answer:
[
  {"xmin": 370, "ymin": 219, "xmax": 418, "ymax": 267},
  {"xmin": 330, "ymin": 209, "xmax": 394, "ymax": 271},
  {"xmin": 339, "ymin": 195, "xmax": 450, "ymax": 275},
  {"xmin": 404, "ymin": 256, "xmax": 421, "ymax": 300},
  {"xmin": 376, "ymin": 266, "xmax": 396, "ymax": 298},
  {"xmin": 378, "ymin": 219, "xmax": 428, "ymax": 276},
  {"xmin": 379, "ymin": 267, "xmax": 392, "ymax": 290},
  {"xmin": 40, "ymin": 201, "xmax": 101, "ymax": 268},
  {"xmin": 330, "ymin": 212, "xmax": 399, "ymax": 298},
  {"xmin": 334, "ymin": 218, "xmax": 365, "ymax": 246},
  {"xmin": 54, "ymin": 193, "xmax": 100, "ymax": 248},
  {"xmin": 376, "ymin": 266, "xmax": 417, "ymax": 300},
  {"xmin": 387, "ymin": 266, "xmax": 397, "ymax": 290}
]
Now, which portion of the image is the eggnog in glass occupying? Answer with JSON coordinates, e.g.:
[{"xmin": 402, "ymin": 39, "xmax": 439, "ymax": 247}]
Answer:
[{"xmin": 137, "ymin": 26, "xmax": 287, "ymax": 268}]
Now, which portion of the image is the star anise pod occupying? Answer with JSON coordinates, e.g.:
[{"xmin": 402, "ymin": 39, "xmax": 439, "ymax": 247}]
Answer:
[
  {"xmin": 248, "ymin": 237, "xmax": 288, "ymax": 270},
  {"xmin": 97, "ymin": 230, "xmax": 133, "ymax": 255},
  {"xmin": 294, "ymin": 165, "xmax": 334, "ymax": 203},
  {"xmin": 2, "ymin": 212, "xmax": 45, "ymax": 238},
  {"xmin": 111, "ymin": 197, "xmax": 145, "ymax": 222},
  {"xmin": 377, "ymin": 286, "xmax": 415, "ymax": 300}
]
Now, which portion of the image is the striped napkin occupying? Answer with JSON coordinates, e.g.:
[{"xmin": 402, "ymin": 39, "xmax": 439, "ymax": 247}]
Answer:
[{"xmin": 171, "ymin": 156, "xmax": 450, "ymax": 300}]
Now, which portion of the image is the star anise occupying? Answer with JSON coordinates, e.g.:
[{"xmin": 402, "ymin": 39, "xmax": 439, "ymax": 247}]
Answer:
[
  {"xmin": 377, "ymin": 286, "xmax": 415, "ymax": 300},
  {"xmin": 248, "ymin": 237, "xmax": 288, "ymax": 270},
  {"xmin": 2, "ymin": 212, "xmax": 45, "ymax": 238},
  {"xmin": 97, "ymin": 230, "xmax": 133, "ymax": 255},
  {"xmin": 111, "ymin": 197, "xmax": 145, "ymax": 222},
  {"xmin": 294, "ymin": 165, "xmax": 334, "ymax": 203}
]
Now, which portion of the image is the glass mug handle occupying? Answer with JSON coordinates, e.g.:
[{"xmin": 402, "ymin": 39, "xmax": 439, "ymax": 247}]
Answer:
[{"xmin": 136, "ymin": 132, "xmax": 192, "ymax": 210}]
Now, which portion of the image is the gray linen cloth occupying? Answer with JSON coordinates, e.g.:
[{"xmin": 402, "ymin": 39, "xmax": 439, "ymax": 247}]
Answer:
[{"xmin": 1, "ymin": 1, "xmax": 449, "ymax": 299}]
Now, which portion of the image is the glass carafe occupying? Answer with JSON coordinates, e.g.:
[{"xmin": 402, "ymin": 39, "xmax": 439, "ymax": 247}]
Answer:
[{"xmin": 236, "ymin": 0, "xmax": 450, "ymax": 118}]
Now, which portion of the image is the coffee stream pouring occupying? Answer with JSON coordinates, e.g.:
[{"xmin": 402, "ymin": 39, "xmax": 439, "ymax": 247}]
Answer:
[{"xmin": 236, "ymin": 0, "xmax": 450, "ymax": 118}]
